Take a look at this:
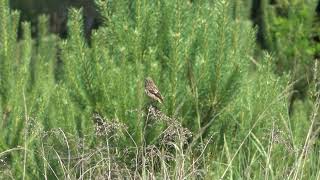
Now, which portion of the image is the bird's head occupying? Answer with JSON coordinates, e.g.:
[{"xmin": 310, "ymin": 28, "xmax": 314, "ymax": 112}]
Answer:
[{"xmin": 145, "ymin": 77, "xmax": 153, "ymax": 85}]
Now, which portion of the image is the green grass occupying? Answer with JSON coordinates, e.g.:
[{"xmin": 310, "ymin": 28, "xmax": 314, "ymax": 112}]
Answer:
[{"xmin": 0, "ymin": 0, "xmax": 320, "ymax": 179}]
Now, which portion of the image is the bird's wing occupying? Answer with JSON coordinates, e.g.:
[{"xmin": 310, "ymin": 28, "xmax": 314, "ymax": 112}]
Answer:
[{"xmin": 149, "ymin": 87, "xmax": 164, "ymax": 102}]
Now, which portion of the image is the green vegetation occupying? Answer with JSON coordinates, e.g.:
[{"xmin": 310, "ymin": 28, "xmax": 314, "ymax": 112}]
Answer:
[{"xmin": 0, "ymin": 0, "xmax": 320, "ymax": 179}]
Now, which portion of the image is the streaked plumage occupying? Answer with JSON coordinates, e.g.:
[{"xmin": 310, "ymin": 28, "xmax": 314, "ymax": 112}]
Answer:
[{"xmin": 145, "ymin": 77, "xmax": 164, "ymax": 104}]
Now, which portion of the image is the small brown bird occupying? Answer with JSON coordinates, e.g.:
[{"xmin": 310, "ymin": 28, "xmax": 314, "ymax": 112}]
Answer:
[{"xmin": 145, "ymin": 77, "xmax": 164, "ymax": 104}]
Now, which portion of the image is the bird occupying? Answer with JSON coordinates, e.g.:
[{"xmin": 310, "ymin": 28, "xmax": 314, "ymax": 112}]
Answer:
[{"xmin": 145, "ymin": 77, "xmax": 164, "ymax": 104}]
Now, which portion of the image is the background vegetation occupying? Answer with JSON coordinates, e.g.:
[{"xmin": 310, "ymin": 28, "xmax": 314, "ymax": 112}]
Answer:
[{"xmin": 1, "ymin": 0, "xmax": 320, "ymax": 179}]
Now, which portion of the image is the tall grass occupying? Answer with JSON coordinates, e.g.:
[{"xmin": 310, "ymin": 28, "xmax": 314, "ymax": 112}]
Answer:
[{"xmin": 0, "ymin": 0, "xmax": 319, "ymax": 179}]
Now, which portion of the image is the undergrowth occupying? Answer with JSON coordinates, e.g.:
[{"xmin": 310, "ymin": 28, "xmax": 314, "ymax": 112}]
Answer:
[{"xmin": 0, "ymin": 0, "xmax": 319, "ymax": 179}]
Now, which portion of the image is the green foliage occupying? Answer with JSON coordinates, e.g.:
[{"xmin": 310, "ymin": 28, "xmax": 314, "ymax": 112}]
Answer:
[
  {"xmin": 259, "ymin": 0, "xmax": 318, "ymax": 95},
  {"xmin": 0, "ymin": 0, "xmax": 319, "ymax": 179}
]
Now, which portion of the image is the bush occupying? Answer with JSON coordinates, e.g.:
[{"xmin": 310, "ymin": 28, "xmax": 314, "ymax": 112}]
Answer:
[{"xmin": 0, "ymin": 0, "xmax": 319, "ymax": 179}]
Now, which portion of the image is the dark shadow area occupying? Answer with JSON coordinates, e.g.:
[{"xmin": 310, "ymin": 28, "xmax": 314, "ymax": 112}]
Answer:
[{"xmin": 10, "ymin": 0, "xmax": 101, "ymax": 39}]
